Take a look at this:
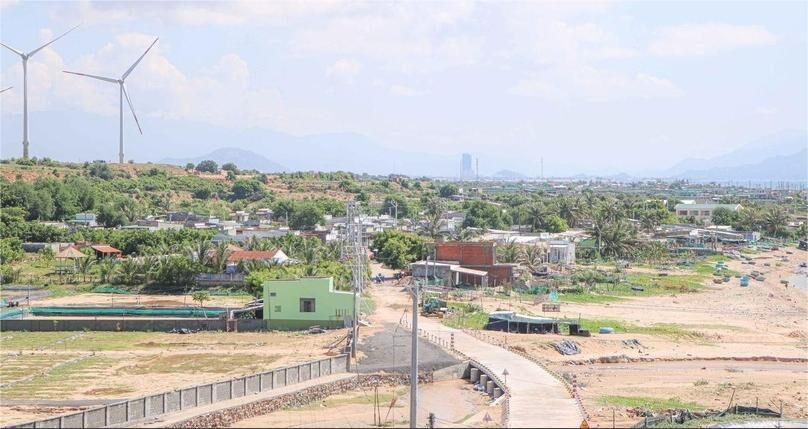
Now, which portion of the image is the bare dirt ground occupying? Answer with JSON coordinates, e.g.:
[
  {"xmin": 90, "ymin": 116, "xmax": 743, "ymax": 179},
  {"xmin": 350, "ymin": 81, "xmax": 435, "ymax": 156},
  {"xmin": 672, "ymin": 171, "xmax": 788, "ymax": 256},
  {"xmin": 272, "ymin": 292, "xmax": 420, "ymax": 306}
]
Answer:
[
  {"xmin": 445, "ymin": 247, "xmax": 808, "ymax": 427},
  {"xmin": 230, "ymin": 379, "xmax": 501, "ymax": 428},
  {"xmin": 568, "ymin": 360, "xmax": 807, "ymax": 427},
  {"xmin": 30, "ymin": 293, "xmax": 253, "ymax": 308},
  {"xmin": 0, "ymin": 329, "xmax": 350, "ymax": 426}
]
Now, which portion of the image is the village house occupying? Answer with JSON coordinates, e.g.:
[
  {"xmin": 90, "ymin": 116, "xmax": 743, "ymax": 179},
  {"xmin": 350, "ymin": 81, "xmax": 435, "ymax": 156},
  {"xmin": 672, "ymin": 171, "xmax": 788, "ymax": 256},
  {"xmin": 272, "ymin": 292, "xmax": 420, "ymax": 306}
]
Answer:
[
  {"xmin": 262, "ymin": 277, "xmax": 354, "ymax": 330},
  {"xmin": 674, "ymin": 203, "xmax": 742, "ymax": 224}
]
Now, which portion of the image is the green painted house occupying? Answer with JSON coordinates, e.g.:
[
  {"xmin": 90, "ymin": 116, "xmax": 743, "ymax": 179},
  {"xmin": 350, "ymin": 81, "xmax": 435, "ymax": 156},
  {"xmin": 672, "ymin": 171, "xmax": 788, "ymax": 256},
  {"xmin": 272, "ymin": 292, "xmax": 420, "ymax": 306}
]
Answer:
[{"xmin": 262, "ymin": 277, "xmax": 354, "ymax": 330}]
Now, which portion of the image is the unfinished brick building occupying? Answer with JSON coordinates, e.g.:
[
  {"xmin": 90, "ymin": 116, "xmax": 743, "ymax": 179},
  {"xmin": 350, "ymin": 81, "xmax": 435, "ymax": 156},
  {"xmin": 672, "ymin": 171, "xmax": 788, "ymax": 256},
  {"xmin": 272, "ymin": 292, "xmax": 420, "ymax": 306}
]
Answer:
[{"xmin": 434, "ymin": 241, "xmax": 515, "ymax": 287}]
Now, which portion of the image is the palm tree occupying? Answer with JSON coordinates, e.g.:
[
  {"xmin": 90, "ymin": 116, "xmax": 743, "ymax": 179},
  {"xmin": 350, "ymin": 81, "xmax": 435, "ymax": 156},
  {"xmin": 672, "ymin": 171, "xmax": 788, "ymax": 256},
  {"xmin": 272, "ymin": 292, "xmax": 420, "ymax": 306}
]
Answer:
[
  {"xmin": 525, "ymin": 203, "xmax": 546, "ymax": 232},
  {"xmin": 600, "ymin": 220, "xmax": 636, "ymax": 259},
  {"xmin": 763, "ymin": 207, "xmax": 788, "ymax": 238},
  {"xmin": 118, "ymin": 258, "xmax": 141, "ymax": 285},
  {"xmin": 76, "ymin": 256, "xmax": 96, "ymax": 283},
  {"xmin": 185, "ymin": 239, "xmax": 212, "ymax": 268},
  {"xmin": 520, "ymin": 244, "xmax": 546, "ymax": 273},
  {"xmin": 141, "ymin": 255, "xmax": 159, "ymax": 284},
  {"xmin": 97, "ymin": 259, "xmax": 118, "ymax": 284},
  {"xmin": 210, "ymin": 242, "xmax": 233, "ymax": 272},
  {"xmin": 599, "ymin": 198, "xmax": 622, "ymax": 222},
  {"xmin": 497, "ymin": 240, "xmax": 521, "ymax": 263},
  {"xmin": 557, "ymin": 197, "xmax": 582, "ymax": 228},
  {"xmin": 422, "ymin": 198, "xmax": 446, "ymax": 239}
]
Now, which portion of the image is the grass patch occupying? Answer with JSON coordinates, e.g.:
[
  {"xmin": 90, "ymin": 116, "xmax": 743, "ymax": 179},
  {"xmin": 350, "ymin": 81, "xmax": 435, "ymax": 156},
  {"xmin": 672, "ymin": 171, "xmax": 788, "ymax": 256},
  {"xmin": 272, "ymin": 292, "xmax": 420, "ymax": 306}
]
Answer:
[
  {"xmin": 559, "ymin": 293, "xmax": 624, "ymax": 304},
  {"xmin": 442, "ymin": 302, "xmax": 488, "ymax": 330},
  {"xmin": 292, "ymin": 390, "xmax": 403, "ymax": 411},
  {"xmin": 599, "ymin": 395, "xmax": 704, "ymax": 411},
  {"xmin": 1, "ymin": 355, "xmax": 121, "ymax": 399},
  {"xmin": 362, "ymin": 296, "xmax": 376, "ymax": 316},
  {"xmin": 577, "ymin": 318, "xmax": 702, "ymax": 340}
]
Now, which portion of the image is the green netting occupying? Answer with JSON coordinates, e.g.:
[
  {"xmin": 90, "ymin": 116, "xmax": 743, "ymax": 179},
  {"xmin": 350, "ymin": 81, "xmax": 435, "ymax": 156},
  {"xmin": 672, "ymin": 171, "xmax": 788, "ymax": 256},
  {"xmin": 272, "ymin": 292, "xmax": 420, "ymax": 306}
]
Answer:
[
  {"xmin": 29, "ymin": 306, "xmax": 226, "ymax": 318},
  {"xmin": 0, "ymin": 308, "xmax": 25, "ymax": 320},
  {"xmin": 91, "ymin": 286, "xmax": 132, "ymax": 294}
]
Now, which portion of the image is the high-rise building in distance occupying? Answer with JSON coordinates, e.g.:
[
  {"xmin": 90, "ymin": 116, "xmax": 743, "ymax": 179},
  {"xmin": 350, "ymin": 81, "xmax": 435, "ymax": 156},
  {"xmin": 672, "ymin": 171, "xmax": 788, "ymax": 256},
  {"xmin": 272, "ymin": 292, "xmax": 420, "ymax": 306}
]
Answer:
[{"xmin": 461, "ymin": 153, "xmax": 472, "ymax": 178}]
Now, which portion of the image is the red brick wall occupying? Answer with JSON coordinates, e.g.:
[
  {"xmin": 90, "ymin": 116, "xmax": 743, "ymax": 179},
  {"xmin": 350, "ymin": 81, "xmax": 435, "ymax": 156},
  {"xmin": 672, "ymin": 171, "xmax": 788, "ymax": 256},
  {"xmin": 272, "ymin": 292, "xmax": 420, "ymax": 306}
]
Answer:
[
  {"xmin": 487, "ymin": 265, "xmax": 514, "ymax": 287},
  {"xmin": 436, "ymin": 242, "xmax": 495, "ymax": 266}
]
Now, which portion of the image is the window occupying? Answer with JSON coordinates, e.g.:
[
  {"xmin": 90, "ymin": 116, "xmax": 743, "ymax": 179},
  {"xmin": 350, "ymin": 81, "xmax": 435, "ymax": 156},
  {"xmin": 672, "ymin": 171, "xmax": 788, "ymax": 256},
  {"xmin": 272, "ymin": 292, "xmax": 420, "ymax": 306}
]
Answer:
[
  {"xmin": 702, "ymin": 210, "xmax": 710, "ymax": 216},
  {"xmin": 274, "ymin": 305, "xmax": 281, "ymax": 312},
  {"xmin": 678, "ymin": 211, "xmax": 688, "ymax": 216},
  {"xmin": 300, "ymin": 298, "xmax": 316, "ymax": 313},
  {"xmin": 270, "ymin": 292, "xmax": 276, "ymax": 297}
]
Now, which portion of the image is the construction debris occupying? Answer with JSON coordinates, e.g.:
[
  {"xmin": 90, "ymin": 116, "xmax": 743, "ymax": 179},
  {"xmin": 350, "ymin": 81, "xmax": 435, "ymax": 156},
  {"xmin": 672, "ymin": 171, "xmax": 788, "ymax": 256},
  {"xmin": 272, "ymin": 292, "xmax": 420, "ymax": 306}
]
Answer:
[{"xmin": 551, "ymin": 340, "xmax": 581, "ymax": 355}]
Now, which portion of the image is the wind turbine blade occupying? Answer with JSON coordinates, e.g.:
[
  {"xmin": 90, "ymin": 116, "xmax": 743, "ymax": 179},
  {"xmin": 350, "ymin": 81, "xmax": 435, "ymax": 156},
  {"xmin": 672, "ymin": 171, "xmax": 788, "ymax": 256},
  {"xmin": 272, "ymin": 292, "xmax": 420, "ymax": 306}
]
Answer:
[
  {"xmin": 27, "ymin": 24, "xmax": 80, "ymax": 57},
  {"xmin": 122, "ymin": 37, "xmax": 158, "ymax": 80},
  {"xmin": 0, "ymin": 86, "xmax": 12, "ymax": 94},
  {"xmin": 122, "ymin": 84, "xmax": 143, "ymax": 135},
  {"xmin": 1, "ymin": 42, "xmax": 24, "ymax": 57},
  {"xmin": 63, "ymin": 70, "xmax": 118, "ymax": 84}
]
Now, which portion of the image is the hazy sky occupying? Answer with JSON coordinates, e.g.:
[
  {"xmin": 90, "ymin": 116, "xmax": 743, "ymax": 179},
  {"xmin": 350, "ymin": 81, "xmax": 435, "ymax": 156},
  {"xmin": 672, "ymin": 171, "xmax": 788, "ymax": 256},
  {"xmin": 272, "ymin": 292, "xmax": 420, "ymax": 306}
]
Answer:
[{"xmin": 1, "ymin": 0, "xmax": 806, "ymax": 175}]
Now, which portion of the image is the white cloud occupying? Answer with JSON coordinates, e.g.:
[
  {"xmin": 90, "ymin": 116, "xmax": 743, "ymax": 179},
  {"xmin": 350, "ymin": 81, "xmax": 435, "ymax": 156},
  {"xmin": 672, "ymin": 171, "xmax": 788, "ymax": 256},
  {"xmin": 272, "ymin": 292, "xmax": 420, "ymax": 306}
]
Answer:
[
  {"xmin": 1, "ymin": 31, "xmax": 331, "ymax": 135},
  {"xmin": 390, "ymin": 84, "xmax": 426, "ymax": 97},
  {"xmin": 509, "ymin": 67, "xmax": 683, "ymax": 101},
  {"xmin": 325, "ymin": 59, "xmax": 361, "ymax": 84},
  {"xmin": 649, "ymin": 23, "xmax": 777, "ymax": 57}
]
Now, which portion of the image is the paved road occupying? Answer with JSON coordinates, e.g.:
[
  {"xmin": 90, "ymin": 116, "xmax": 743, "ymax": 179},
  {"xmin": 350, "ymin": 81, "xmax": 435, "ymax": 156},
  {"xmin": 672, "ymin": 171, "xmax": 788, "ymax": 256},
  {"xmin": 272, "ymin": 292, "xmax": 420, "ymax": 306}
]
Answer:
[
  {"xmin": 416, "ymin": 316, "xmax": 582, "ymax": 428},
  {"xmin": 369, "ymin": 283, "xmax": 582, "ymax": 428}
]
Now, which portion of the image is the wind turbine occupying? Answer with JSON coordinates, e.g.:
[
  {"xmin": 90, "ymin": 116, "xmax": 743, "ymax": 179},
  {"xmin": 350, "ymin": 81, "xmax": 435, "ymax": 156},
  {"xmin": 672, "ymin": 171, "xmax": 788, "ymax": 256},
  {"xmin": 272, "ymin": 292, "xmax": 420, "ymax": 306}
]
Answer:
[
  {"xmin": 1, "ymin": 25, "xmax": 79, "ymax": 159},
  {"xmin": 63, "ymin": 37, "xmax": 158, "ymax": 164}
]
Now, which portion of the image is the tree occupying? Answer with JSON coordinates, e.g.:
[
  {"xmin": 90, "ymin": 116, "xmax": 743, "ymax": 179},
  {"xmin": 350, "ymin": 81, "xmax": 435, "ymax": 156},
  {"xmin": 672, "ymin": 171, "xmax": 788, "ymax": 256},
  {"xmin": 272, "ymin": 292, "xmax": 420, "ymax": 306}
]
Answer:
[
  {"xmin": 195, "ymin": 160, "xmax": 218, "ymax": 173},
  {"xmin": 97, "ymin": 202, "xmax": 128, "ymax": 227},
  {"xmin": 289, "ymin": 202, "xmax": 324, "ymax": 230},
  {"xmin": 520, "ymin": 244, "xmax": 546, "ymax": 273},
  {"xmin": 221, "ymin": 162, "xmax": 239, "ymax": 174},
  {"xmin": 497, "ymin": 240, "xmax": 520, "ymax": 263},
  {"xmin": 463, "ymin": 201, "xmax": 509, "ymax": 230},
  {"xmin": 231, "ymin": 179, "xmax": 264, "ymax": 200},
  {"xmin": 97, "ymin": 259, "xmax": 118, "ymax": 284},
  {"xmin": 543, "ymin": 215, "xmax": 568, "ymax": 233},
  {"xmin": 192, "ymin": 291, "xmax": 210, "ymax": 308},
  {"xmin": 185, "ymin": 162, "xmax": 195, "ymax": 171},
  {"xmin": 711, "ymin": 207, "xmax": 740, "ymax": 226},
  {"xmin": 439, "ymin": 184, "xmax": 458, "ymax": 198},
  {"xmin": 422, "ymin": 198, "xmax": 446, "ymax": 239},
  {"xmin": 380, "ymin": 195, "xmax": 411, "ymax": 219},
  {"xmin": 372, "ymin": 229, "xmax": 427, "ymax": 269},
  {"xmin": 763, "ymin": 207, "xmax": 789, "ymax": 238},
  {"xmin": 600, "ymin": 220, "xmax": 636, "ymax": 259}
]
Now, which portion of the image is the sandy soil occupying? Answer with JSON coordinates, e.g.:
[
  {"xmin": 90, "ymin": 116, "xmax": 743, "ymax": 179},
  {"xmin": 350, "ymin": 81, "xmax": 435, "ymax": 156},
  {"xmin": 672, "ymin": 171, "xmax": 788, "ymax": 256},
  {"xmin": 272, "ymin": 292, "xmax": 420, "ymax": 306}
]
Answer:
[
  {"xmin": 566, "ymin": 360, "xmax": 807, "ymax": 428},
  {"xmin": 441, "ymin": 247, "xmax": 808, "ymax": 427},
  {"xmin": 30, "ymin": 293, "xmax": 253, "ymax": 308},
  {"xmin": 472, "ymin": 247, "xmax": 808, "ymax": 363},
  {"xmin": 0, "ymin": 329, "xmax": 350, "ymax": 426},
  {"xmin": 231, "ymin": 379, "xmax": 501, "ymax": 428}
]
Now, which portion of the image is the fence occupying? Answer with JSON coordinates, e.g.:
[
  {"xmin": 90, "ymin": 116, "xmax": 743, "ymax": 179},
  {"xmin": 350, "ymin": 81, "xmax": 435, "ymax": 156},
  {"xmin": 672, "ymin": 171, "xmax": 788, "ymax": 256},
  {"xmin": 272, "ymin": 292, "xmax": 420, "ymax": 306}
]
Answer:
[
  {"xmin": 0, "ymin": 318, "xmax": 268, "ymax": 332},
  {"xmin": 7, "ymin": 354, "xmax": 349, "ymax": 429}
]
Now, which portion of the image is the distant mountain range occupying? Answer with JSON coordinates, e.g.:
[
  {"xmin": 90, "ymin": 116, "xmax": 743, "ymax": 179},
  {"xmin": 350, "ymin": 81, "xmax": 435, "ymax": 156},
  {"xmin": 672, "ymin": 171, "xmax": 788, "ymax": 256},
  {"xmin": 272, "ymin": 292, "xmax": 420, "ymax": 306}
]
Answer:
[
  {"xmin": 162, "ymin": 148, "xmax": 287, "ymax": 173},
  {"xmin": 1, "ymin": 110, "xmax": 805, "ymax": 181},
  {"xmin": 664, "ymin": 130, "xmax": 807, "ymax": 182}
]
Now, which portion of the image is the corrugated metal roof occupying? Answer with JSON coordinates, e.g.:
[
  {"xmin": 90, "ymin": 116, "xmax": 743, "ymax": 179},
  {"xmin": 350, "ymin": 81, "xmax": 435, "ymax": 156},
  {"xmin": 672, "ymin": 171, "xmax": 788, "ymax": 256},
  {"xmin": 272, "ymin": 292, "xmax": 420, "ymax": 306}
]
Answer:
[
  {"xmin": 673, "ymin": 203, "xmax": 741, "ymax": 210},
  {"xmin": 91, "ymin": 245, "xmax": 121, "ymax": 254}
]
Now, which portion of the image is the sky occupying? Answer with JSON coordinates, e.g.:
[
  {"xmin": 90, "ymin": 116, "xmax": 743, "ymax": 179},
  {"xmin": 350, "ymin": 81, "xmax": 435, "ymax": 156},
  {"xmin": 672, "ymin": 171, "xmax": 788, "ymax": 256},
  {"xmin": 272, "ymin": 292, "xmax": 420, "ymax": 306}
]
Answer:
[{"xmin": 0, "ymin": 0, "xmax": 806, "ymax": 176}]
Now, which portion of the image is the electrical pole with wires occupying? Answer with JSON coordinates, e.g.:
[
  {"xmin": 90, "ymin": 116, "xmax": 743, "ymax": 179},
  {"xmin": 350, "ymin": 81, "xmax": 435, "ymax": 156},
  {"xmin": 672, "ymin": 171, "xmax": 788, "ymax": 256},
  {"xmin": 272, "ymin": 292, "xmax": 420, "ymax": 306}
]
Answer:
[{"xmin": 344, "ymin": 201, "xmax": 366, "ymax": 363}]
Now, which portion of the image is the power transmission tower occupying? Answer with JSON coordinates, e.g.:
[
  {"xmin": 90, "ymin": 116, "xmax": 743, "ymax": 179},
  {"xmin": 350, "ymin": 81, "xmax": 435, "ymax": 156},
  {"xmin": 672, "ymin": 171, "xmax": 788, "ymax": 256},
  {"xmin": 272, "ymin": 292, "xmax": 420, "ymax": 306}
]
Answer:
[{"xmin": 344, "ymin": 202, "xmax": 366, "ymax": 362}]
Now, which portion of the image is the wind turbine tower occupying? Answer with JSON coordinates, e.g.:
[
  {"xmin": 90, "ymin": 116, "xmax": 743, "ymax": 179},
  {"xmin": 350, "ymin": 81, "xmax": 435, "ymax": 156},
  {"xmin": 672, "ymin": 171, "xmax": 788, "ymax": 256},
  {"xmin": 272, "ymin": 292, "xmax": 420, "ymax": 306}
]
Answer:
[
  {"xmin": 1, "ymin": 25, "xmax": 79, "ymax": 159},
  {"xmin": 63, "ymin": 37, "xmax": 158, "ymax": 164}
]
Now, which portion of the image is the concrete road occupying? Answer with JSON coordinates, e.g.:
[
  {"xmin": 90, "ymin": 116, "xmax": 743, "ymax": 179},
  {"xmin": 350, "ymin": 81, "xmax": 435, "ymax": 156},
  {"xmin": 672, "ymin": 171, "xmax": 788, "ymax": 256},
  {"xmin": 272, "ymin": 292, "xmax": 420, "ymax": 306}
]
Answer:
[
  {"xmin": 369, "ymin": 283, "xmax": 582, "ymax": 428},
  {"xmin": 416, "ymin": 316, "xmax": 582, "ymax": 428}
]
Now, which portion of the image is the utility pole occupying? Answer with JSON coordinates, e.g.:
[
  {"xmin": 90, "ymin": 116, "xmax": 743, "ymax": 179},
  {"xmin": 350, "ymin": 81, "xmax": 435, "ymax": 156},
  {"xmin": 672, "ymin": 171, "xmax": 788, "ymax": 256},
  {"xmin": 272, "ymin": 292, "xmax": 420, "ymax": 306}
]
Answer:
[
  {"xmin": 410, "ymin": 257, "xmax": 426, "ymax": 429},
  {"xmin": 344, "ymin": 202, "xmax": 365, "ymax": 363},
  {"xmin": 427, "ymin": 412, "xmax": 435, "ymax": 429},
  {"xmin": 391, "ymin": 200, "xmax": 399, "ymax": 228}
]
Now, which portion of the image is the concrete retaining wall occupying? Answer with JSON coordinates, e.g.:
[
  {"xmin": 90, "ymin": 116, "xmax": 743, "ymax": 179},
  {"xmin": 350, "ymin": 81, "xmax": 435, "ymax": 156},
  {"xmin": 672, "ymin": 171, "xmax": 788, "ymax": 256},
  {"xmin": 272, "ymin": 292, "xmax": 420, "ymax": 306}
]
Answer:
[
  {"xmin": 7, "ymin": 355, "xmax": 349, "ymax": 429},
  {"xmin": 0, "ymin": 318, "xmax": 278, "ymax": 332}
]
